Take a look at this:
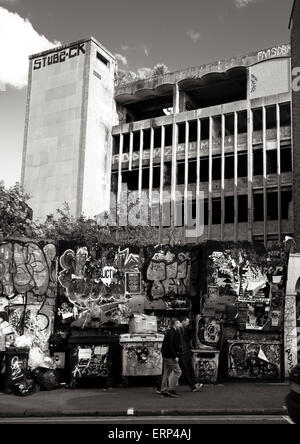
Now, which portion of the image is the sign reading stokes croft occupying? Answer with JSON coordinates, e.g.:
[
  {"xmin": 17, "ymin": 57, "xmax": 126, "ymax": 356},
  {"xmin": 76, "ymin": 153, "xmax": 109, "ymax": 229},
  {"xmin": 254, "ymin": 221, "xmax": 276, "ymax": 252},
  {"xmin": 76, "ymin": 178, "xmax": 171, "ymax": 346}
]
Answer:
[{"xmin": 33, "ymin": 43, "xmax": 86, "ymax": 70}]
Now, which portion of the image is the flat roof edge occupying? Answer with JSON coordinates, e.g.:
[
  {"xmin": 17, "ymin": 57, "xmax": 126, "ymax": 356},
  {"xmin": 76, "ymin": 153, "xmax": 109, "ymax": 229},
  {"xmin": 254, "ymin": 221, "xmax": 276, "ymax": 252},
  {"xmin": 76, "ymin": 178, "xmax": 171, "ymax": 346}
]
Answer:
[{"xmin": 29, "ymin": 36, "xmax": 115, "ymax": 61}]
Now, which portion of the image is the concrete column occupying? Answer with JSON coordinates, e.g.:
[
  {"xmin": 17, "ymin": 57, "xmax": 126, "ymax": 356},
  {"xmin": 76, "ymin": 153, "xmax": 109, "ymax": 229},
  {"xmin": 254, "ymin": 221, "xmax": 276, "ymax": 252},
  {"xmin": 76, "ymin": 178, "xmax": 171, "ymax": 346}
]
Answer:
[
  {"xmin": 184, "ymin": 120, "xmax": 189, "ymax": 227},
  {"xmin": 263, "ymin": 106, "xmax": 267, "ymax": 246},
  {"xmin": 277, "ymin": 103, "xmax": 282, "ymax": 243},
  {"xmin": 196, "ymin": 118, "xmax": 201, "ymax": 243},
  {"xmin": 234, "ymin": 112, "xmax": 238, "ymax": 242},
  {"xmin": 247, "ymin": 107, "xmax": 253, "ymax": 242},
  {"xmin": 159, "ymin": 125, "xmax": 165, "ymax": 243},
  {"xmin": 129, "ymin": 131, "xmax": 134, "ymax": 171},
  {"xmin": 173, "ymin": 83, "xmax": 180, "ymax": 114},
  {"xmin": 208, "ymin": 117, "xmax": 213, "ymax": 239},
  {"xmin": 117, "ymin": 133, "xmax": 124, "ymax": 207},
  {"xmin": 138, "ymin": 129, "xmax": 144, "ymax": 199},
  {"xmin": 149, "ymin": 127, "xmax": 154, "ymax": 208},
  {"xmin": 221, "ymin": 114, "xmax": 225, "ymax": 241},
  {"xmin": 171, "ymin": 121, "xmax": 178, "ymax": 227}
]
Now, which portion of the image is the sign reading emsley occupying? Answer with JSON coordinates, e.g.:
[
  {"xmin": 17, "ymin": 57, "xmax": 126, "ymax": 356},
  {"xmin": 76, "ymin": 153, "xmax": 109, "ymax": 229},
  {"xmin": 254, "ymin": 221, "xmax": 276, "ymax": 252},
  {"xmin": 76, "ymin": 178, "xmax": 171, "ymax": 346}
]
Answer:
[{"xmin": 33, "ymin": 43, "xmax": 86, "ymax": 71}]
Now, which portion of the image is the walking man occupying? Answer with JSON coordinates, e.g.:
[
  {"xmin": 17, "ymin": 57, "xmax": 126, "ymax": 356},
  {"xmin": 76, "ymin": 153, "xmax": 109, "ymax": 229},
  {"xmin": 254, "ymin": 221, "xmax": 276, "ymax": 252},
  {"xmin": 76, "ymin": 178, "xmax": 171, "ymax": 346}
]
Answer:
[
  {"xmin": 160, "ymin": 318, "xmax": 182, "ymax": 398},
  {"xmin": 179, "ymin": 317, "xmax": 202, "ymax": 392}
]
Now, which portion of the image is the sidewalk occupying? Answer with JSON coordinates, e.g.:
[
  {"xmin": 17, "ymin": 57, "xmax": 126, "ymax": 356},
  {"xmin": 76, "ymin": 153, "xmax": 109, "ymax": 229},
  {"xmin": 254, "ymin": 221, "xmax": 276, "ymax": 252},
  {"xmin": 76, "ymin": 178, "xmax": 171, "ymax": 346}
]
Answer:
[{"xmin": 0, "ymin": 383, "xmax": 289, "ymax": 417}]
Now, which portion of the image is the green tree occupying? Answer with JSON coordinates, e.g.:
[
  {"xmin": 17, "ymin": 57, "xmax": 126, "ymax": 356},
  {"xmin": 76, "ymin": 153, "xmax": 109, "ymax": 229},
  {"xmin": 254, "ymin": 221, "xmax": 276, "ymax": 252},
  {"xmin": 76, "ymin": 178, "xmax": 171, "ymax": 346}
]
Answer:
[{"xmin": 0, "ymin": 181, "xmax": 38, "ymax": 239}]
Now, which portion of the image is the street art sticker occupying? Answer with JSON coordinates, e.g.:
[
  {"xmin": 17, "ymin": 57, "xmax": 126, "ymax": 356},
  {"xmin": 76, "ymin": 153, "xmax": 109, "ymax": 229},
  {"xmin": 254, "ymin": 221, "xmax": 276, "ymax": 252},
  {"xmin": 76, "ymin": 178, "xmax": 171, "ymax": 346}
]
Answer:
[
  {"xmin": 0, "ymin": 240, "xmax": 57, "ymax": 364},
  {"xmin": 121, "ymin": 343, "xmax": 163, "ymax": 377},
  {"xmin": 70, "ymin": 345, "xmax": 111, "ymax": 381},
  {"xmin": 145, "ymin": 246, "xmax": 191, "ymax": 310},
  {"xmin": 195, "ymin": 316, "xmax": 221, "ymax": 349},
  {"xmin": 228, "ymin": 341, "xmax": 282, "ymax": 380},
  {"xmin": 58, "ymin": 245, "xmax": 142, "ymax": 327}
]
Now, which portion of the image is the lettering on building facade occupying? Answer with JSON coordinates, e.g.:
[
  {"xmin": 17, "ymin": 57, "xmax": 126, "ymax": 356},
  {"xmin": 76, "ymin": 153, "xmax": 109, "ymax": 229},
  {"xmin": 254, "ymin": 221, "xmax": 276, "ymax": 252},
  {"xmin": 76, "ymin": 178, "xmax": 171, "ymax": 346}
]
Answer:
[{"xmin": 33, "ymin": 43, "xmax": 86, "ymax": 71}]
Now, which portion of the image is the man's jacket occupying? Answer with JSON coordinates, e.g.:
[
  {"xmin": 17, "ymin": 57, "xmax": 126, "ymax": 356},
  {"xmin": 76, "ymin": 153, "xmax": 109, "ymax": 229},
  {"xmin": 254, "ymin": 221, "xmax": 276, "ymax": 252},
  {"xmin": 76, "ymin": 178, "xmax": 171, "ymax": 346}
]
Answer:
[{"xmin": 161, "ymin": 327, "xmax": 182, "ymax": 359}]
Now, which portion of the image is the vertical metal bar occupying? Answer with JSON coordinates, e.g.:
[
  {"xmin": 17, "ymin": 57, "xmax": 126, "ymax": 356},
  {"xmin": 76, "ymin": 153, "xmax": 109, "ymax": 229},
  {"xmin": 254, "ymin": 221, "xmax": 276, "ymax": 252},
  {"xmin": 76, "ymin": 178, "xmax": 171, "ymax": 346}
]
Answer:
[
  {"xmin": 129, "ymin": 130, "xmax": 134, "ymax": 171},
  {"xmin": 117, "ymin": 133, "xmax": 124, "ymax": 207},
  {"xmin": 277, "ymin": 103, "xmax": 282, "ymax": 243},
  {"xmin": 184, "ymin": 120, "xmax": 189, "ymax": 227},
  {"xmin": 221, "ymin": 114, "xmax": 225, "ymax": 241},
  {"xmin": 263, "ymin": 106, "xmax": 267, "ymax": 246},
  {"xmin": 159, "ymin": 126, "xmax": 165, "ymax": 243},
  {"xmin": 171, "ymin": 121, "xmax": 178, "ymax": 228},
  {"xmin": 247, "ymin": 107, "xmax": 253, "ymax": 243},
  {"xmin": 196, "ymin": 119, "xmax": 201, "ymax": 243},
  {"xmin": 234, "ymin": 112, "xmax": 238, "ymax": 242},
  {"xmin": 149, "ymin": 127, "xmax": 154, "ymax": 208},
  {"xmin": 138, "ymin": 129, "xmax": 144, "ymax": 200},
  {"xmin": 208, "ymin": 116, "xmax": 213, "ymax": 239}
]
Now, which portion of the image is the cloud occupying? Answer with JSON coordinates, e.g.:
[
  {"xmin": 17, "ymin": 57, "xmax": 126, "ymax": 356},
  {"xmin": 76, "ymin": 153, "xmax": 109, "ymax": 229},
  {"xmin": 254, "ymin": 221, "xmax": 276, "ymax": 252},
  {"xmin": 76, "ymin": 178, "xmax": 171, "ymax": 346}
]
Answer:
[
  {"xmin": 144, "ymin": 46, "xmax": 149, "ymax": 57},
  {"xmin": 115, "ymin": 53, "xmax": 128, "ymax": 66},
  {"xmin": 121, "ymin": 44, "xmax": 129, "ymax": 51},
  {"xmin": 234, "ymin": 0, "xmax": 258, "ymax": 8},
  {"xmin": 136, "ymin": 67, "xmax": 152, "ymax": 79},
  {"xmin": 187, "ymin": 29, "xmax": 200, "ymax": 43},
  {"xmin": 0, "ymin": 7, "xmax": 60, "ymax": 89}
]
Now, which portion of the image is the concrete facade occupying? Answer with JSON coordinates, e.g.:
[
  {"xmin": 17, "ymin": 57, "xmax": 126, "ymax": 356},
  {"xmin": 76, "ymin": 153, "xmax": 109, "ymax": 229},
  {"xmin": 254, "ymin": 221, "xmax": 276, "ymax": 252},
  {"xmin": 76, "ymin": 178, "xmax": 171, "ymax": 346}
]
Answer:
[
  {"xmin": 291, "ymin": 0, "xmax": 300, "ymax": 251},
  {"xmin": 22, "ymin": 38, "xmax": 116, "ymax": 220},
  {"xmin": 22, "ymin": 39, "xmax": 294, "ymax": 246}
]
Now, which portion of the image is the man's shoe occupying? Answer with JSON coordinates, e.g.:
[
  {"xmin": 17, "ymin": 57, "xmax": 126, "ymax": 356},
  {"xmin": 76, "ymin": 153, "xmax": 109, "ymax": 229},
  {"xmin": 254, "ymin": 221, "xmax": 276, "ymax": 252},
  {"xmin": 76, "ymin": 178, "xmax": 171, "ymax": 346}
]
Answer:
[
  {"xmin": 192, "ymin": 384, "xmax": 203, "ymax": 392},
  {"xmin": 166, "ymin": 391, "xmax": 179, "ymax": 398},
  {"xmin": 160, "ymin": 391, "xmax": 169, "ymax": 397}
]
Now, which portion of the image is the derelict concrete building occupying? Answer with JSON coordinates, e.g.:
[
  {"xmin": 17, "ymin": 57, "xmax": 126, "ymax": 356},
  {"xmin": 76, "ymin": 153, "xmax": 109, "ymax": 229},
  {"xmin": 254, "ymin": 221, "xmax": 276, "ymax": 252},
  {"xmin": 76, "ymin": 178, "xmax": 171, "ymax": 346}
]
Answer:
[{"xmin": 22, "ymin": 39, "xmax": 293, "ymax": 246}]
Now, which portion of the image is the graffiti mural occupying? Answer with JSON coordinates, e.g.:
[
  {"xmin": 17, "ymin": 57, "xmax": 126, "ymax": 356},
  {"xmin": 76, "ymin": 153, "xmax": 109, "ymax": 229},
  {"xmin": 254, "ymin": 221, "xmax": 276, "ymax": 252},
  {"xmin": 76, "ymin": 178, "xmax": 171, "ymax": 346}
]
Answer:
[
  {"xmin": 0, "ymin": 240, "xmax": 57, "ymax": 363},
  {"xmin": 57, "ymin": 244, "xmax": 143, "ymax": 329},
  {"xmin": 228, "ymin": 341, "xmax": 282, "ymax": 380},
  {"xmin": 297, "ymin": 297, "xmax": 300, "ymax": 362},
  {"xmin": 145, "ymin": 245, "xmax": 192, "ymax": 310}
]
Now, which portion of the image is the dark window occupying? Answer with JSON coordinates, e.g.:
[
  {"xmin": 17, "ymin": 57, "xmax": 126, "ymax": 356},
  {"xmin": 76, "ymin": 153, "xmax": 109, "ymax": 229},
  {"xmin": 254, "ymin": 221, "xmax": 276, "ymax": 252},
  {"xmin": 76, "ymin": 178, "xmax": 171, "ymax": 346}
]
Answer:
[
  {"xmin": 267, "ymin": 150, "xmax": 277, "ymax": 175},
  {"xmin": 225, "ymin": 155, "xmax": 234, "ymax": 179},
  {"xmin": 225, "ymin": 196, "xmax": 234, "ymax": 223},
  {"xmin": 280, "ymin": 103, "xmax": 291, "ymax": 127},
  {"xmin": 143, "ymin": 129, "xmax": 151, "ymax": 150},
  {"xmin": 212, "ymin": 157, "xmax": 221, "ymax": 181},
  {"xmin": 133, "ymin": 131, "xmax": 141, "ymax": 152},
  {"xmin": 113, "ymin": 135, "xmax": 120, "ymax": 155},
  {"xmin": 165, "ymin": 125, "xmax": 173, "ymax": 146},
  {"xmin": 253, "ymin": 150, "xmax": 263, "ymax": 176},
  {"xmin": 200, "ymin": 158, "xmax": 209, "ymax": 182},
  {"xmin": 142, "ymin": 168, "xmax": 149, "ymax": 189},
  {"xmin": 122, "ymin": 169, "xmax": 139, "ymax": 191},
  {"xmin": 177, "ymin": 163, "xmax": 185, "ymax": 185},
  {"xmin": 154, "ymin": 127, "xmax": 162, "ymax": 148},
  {"xmin": 153, "ymin": 166, "xmax": 161, "ymax": 189},
  {"xmin": 281, "ymin": 190, "xmax": 292, "ymax": 219},
  {"xmin": 123, "ymin": 133, "xmax": 130, "ymax": 153},
  {"xmin": 204, "ymin": 199, "xmax": 208, "ymax": 226},
  {"xmin": 266, "ymin": 106, "xmax": 277, "ymax": 130},
  {"xmin": 97, "ymin": 52, "xmax": 109, "ymax": 66},
  {"xmin": 253, "ymin": 193, "xmax": 264, "ymax": 222},
  {"xmin": 164, "ymin": 162, "xmax": 172, "ymax": 186},
  {"xmin": 267, "ymin": 191, "xmax": 278, "ymax": 220},
  {"xmin": 189, "ymin": 120, "xmax": 198, "ymax": 143},
  {"xmin": 238, "ymin": 153, "xmax": 248, "ymax": 178},
  {"xmin": 281, "ymin": 147, "xmax": 292, "ymax": 172},
  {"xmin": 212, "ymin": 199, "xmax": 221, "ymax": 225},
  {"xmin": 188, "ymin": 161, "xmax": 197, "ymax": 184},
  {"xmin": 238, "ymin": 195, "xmax": 248, "ymax": 223},
  {"xmin": 111, "ymin": 172, "xmax": 118, "ymax": 193},
  {"xmin": 178, "ymin": 123, "xmax": 186, "ymax": 144}
]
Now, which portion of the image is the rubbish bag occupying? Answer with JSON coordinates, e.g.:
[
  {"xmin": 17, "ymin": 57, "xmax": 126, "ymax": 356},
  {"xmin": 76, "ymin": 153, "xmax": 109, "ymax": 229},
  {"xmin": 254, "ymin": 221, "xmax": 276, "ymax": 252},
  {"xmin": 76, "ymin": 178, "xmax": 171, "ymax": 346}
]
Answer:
[
  {"xmin": 12, "ymin": 379, "xmax": 37, "ymax": 397},
  {"xmin": 32, "ymin": 367, "xmax": 60, "ymax": 391}
]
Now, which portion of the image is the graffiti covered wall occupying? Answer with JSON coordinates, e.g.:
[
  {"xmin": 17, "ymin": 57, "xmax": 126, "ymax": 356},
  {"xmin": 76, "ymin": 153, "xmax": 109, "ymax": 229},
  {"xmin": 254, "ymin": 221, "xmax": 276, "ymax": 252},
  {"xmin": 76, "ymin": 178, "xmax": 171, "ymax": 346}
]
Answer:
[{"xmin": 0, "ymin": 240, "xmax": 57, "ymax": 363}]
